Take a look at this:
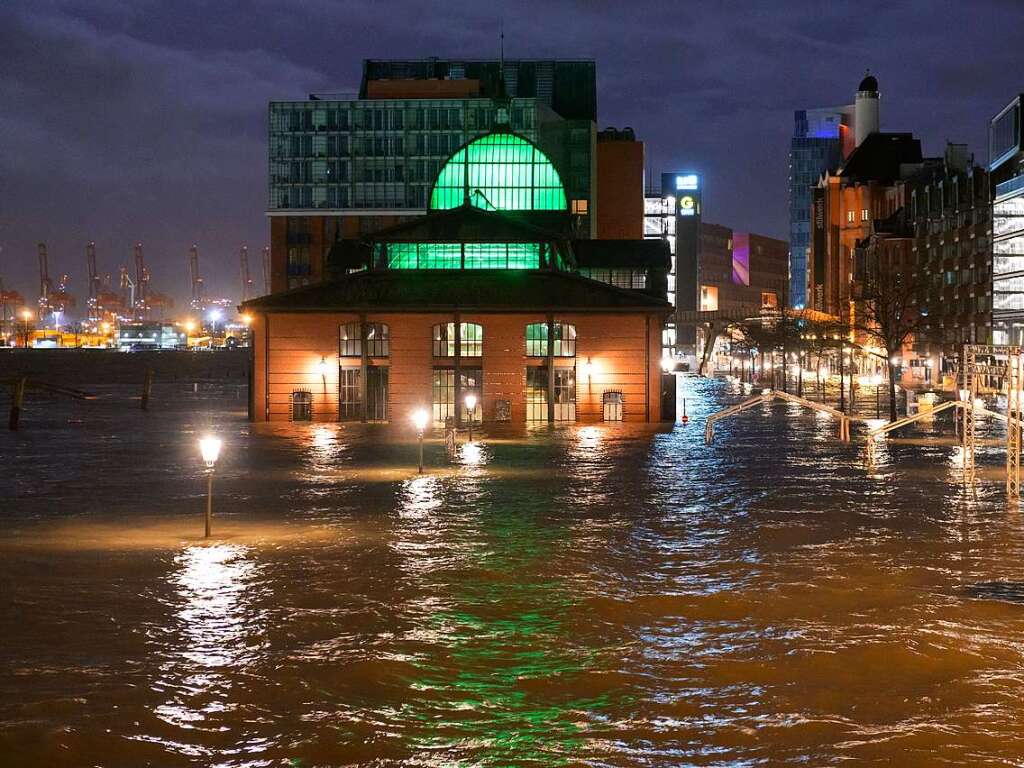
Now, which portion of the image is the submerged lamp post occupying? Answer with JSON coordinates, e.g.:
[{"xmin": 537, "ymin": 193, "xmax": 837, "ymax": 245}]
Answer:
[
  {"xmin": 198, "ymin": 435, "xmax": 222, "ymax": 537},
  {"xmin": 412, "ymin": 409, "xmax": 429, "ymax": 473},
  {"xmin": 464, "ymin": 393, "xmax": 477, "ymax": 442}
]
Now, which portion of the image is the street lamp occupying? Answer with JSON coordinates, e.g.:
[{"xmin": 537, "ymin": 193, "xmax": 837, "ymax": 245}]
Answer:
[
  {"xmin": 464, "ymin": 393, "xmax": 477, "ymax": 442},
  {"xmin": 412, "ymin": 409, "xmax": 429, "ymax": 473},
  {"xmin": 20, "ymin": 309, "xmax": 32, "ymax": 348},
  {"xmin": 198, "ymin": 435, "xmax": 222, "ymax": 538}
]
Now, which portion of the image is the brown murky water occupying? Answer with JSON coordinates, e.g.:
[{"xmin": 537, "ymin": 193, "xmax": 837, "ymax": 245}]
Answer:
[{"xmin": 3, "ymin": 378, "xmax": 1024, "ymax": 766}]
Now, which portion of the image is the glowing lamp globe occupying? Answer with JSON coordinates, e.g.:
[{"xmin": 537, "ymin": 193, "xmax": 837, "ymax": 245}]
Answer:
[
  {"xmin": 317, "ymin": 356, "xmax": 330, "ymax": 378},
  {"xmin": 412, "ymin": 409, "xmax": 429, "ymax": 433},
  {"xmin": 199, "ymin": 435, "xmax": 222, "ymax": 468},
  {"xmin": 464, "ymin": 393, "xmax": 477, "ymax": 411}
]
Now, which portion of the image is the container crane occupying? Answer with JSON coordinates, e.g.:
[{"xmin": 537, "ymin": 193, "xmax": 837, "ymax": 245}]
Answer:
[
  {"xmin": 188, "ymin": 244, "xmax": 203, "ymax": 312},
  {"xmin": 239, "ymin": 245, "xmax": 254, "ymax": 302},
  {"xmin": 50, "ymin": 273, "xmax": 76, "ymax": 314},
  {"xmin": 37, "ymin": 243, "xmax": 53, "ymax": 321},
  {"xmin": 86, "ymin": 242, "xmax": 101, "ymax": 322},
  {"xmin": 95, "ymin": 272, "xmax": 123, "ymax": 319},
  {"xmin": 133, "ymin": 243, "xmax": 150, "ymax": 319},
  {"xmin": 119, "ymin": 266, "xmax": 135, "ymax": 318}
]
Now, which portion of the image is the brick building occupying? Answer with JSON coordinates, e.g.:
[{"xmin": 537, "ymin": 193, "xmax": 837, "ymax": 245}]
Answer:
[{"xmin": 246, "ymin": 129, "xmax": 672, "ymax": 425}]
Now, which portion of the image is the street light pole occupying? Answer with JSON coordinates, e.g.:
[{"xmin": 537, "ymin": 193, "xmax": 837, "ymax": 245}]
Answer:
[
  {"xmin": 464, "ymin": 393, "xmax": 477, "ymax": 443},
  {"xmin": 198, "ymin": 435, "xmax": 222, "ymax": 538},
  {"xmin": 412, "ymin": 409, "xmax": 428, "ymax": 473},
  {"xmin": 206, "ymin": 471, "xmax": 213, "ymax": 537}
]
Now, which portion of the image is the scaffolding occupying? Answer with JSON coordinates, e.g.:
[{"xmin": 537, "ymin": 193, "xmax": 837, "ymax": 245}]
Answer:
[{"xmin": 958, "ymin": 345, "xmax": 1021, "ymax": 498}]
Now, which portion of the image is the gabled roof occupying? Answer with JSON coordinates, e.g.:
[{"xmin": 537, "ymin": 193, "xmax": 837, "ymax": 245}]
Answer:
[
  {"xmin": 838, "ymin": 132, "xmax": 923, "ymax": 184},
  {"xmin": 243, "ymin": 269, "xmax": 672, "ymax": 314},
  {"xmin": 572, "ymin": 239, "xmax": 671, "ymax": 270}
]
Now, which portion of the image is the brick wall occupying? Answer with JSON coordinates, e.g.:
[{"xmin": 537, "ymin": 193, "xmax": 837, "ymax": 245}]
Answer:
[{"xmin": 251, "ymin": 311, "xmax": 664, "ymax": 423}]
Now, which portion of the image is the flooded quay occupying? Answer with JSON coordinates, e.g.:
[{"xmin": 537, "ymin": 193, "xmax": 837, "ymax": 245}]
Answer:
[{"xmin": 4, "ymin": 376, "xmax": 1024, "ymax": 766}]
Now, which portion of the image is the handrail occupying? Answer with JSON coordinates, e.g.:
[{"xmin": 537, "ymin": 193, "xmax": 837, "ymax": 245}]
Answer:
[
  {"xmin": 705, "ymin": 389, "xmax": 851, "ymax": 444},
  {"xmin": 865, "ymin": 399, "xmax": 961, "ymax": 466}
]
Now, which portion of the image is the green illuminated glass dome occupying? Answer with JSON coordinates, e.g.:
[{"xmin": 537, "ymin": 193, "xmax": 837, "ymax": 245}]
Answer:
[{"xmin": 429, "ymin": 132, "xmax": 568, "ymax": 212}]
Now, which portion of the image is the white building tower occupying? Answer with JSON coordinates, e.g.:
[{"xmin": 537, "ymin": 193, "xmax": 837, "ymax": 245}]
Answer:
[{"xmin": 854, "ymin": 72, "xmax": 880, "ymax": 147}]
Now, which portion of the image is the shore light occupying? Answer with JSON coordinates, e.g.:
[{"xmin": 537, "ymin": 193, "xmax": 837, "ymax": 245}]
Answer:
[
  {"xmin": 464, "ymin": 393, "xmax": 478, "ymax": 443},
  {"xmin": 198, "ymin": 435, "xmax": 222, "ymax": 538},
  {"xmin": 412, "ymin": 409, "xmax": 429, "ymax": 473},
  {"xmin": 317, "ymin": 355, "xmax": 330, "ymax": 380}
]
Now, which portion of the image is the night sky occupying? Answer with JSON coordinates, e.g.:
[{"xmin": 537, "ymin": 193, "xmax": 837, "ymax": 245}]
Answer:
[{"xmin": 2, "ymin": 0, "xmax": 1022, "ymax": 310}]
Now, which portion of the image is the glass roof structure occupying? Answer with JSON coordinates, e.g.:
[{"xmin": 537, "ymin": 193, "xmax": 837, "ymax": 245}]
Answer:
[{"xmin": 429, "ymin": 132, "xmax": 568, "ymax": 212}]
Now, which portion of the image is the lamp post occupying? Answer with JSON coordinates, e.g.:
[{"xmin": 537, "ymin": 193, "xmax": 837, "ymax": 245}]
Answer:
[
  {"xmin": 464, "ymin": 393, "xmax": 477, "ymax": 443},
  {"xmin": 412, "ymin": 409, "xmax": 428, "ymax": 473},
  {"xmin": 198, "ymin": 435, "xmax": 222, "ymax": 538},
  {"xmin": 20, "ymin": 309, "xmax": 32, "ymax": 349}
]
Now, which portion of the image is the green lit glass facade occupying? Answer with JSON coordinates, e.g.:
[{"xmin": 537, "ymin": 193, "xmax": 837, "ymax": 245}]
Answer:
[
  {"xmin": 376, "ymin": 242, "xmax": 542, "ymax": 270},
  {"xmin": 429, "ymin": 133, "xmax": 568, "ymax": 212}
]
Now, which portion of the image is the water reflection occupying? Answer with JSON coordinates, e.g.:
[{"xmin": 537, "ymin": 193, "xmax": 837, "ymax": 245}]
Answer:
[
  {"xmin": 150, "ymin": 544, "xmax": 265, "ymax": 736},
  {"xmin": 11, "ymin": 377, "xmax": 1024, "ymax": 764}
]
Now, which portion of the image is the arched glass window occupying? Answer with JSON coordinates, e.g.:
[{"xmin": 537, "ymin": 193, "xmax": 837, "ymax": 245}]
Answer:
[
  {"xmin": 339, "ymin": 321, "xmax": 389, "ymax": 357},
  {"xmin": 429, "ymin": 132, "xmax": 567, "ymax": 212},
  {"xmin": 432, "ymin": 322, "xmax": 483, "ymax": 357},
  {"xmin": 525, "ymin": 322, "xmax": 576, "ymax": 357}
]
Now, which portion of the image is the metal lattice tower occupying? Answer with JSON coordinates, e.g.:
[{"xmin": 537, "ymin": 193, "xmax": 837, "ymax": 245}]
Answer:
[
  {"xmin": 961, "ymin": 346, "xmax": 976, "ymax": 486},
  {"xmin": 1008, "ymin": 353, "xmax": 1021, "ymax": 499},
  {"xmin": 961, "ymin": 344, "xmax": 1022, "ymax": 499}
]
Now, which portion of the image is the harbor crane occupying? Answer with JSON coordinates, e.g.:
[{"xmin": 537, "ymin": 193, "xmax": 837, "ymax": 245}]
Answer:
[
  {"xmin": 37, "ymin": 243, "xmax": 53, "ymax": 320},
  {"xmin": 86, "ymin": 242, "xmax": 101, "ymax": 322},
  {"xmin": 50, "ymin": 272, "xmax": 76, "ymax": 314},
  {"xmin": 188, "ymin": 244, "xmax": 204, "ymax": 312},
  {"xmin": 133, "ymin": 243, "xmax": 148, "ymax": 319},
  {"xmin": 240, "ymin": 245, "xmax": 254, "ymax": 302},
  {"xmin": 119, "ymin": 266, "xmax": 135, "ymax": 318}
]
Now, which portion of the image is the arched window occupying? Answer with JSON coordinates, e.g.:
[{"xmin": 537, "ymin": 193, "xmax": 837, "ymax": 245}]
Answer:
[
  {"xmin": 525, "ymin": 322, "xmax": 576, "ymax": 357},
  {"xmin": 339, "ymin": 321, "xmax": 389, "ymax": 357},
  {"xmin": 290, "ymin": 390, "xmax": 312, "ymax": 421},
  {"xmin": 432, "ymin": 322, "xmax": 483, "ymax": 357}
]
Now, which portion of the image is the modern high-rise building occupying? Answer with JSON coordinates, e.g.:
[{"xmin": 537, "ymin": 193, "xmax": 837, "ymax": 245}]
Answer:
[
  {"xmin": 788, "ymin": 105, "xmax": 853, "ymax": 308},
  {"xmin": 267, "ymin": 58, "xmax": 599, "ymax": 292},
  {"xmin": 990, "ymin": 94, "xmax": 1024, "ymax": 345}
]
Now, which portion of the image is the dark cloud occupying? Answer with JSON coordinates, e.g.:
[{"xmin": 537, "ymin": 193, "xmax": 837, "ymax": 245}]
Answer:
[{"xmin": 1, "ymin": 0, "xmax": 1022, "ymax": 307}]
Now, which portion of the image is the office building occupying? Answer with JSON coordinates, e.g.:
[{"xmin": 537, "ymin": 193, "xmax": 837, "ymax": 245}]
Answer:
[
  {"xmin": 267, "ymin": 58, "xmax": 598, "ymax": 292},
  {"xmin": 854, "ymin": 144, "xmax": 991, "ymax": 372},
  {"xmin": 788, "ymin": 105, "xmax": 854, "ymax": 308},
  {"xmin": 990, "ymin": 94, "xmax": 1024, "ymax": 345}
]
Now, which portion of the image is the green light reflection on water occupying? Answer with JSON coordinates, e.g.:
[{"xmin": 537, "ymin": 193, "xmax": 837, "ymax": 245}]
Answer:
[{"xmin": 399, "ymin": 503, "xmax": 618, "ymax": 765}]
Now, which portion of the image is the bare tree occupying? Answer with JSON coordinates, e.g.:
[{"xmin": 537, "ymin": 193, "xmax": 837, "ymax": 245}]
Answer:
[{"xmin": 854, "ymin": 262, "xmax": 928, "ymax": 421}]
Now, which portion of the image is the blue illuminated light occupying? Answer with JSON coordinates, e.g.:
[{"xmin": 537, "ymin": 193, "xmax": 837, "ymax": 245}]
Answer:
[{"xmin": 676, "ymin": 174, "xmax": 699, "ymax": 191}]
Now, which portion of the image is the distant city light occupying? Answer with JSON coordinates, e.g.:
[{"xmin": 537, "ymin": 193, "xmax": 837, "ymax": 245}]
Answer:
[{"xmin": 208, "ymin": 309, "xmax": 222, "ymax": 322}]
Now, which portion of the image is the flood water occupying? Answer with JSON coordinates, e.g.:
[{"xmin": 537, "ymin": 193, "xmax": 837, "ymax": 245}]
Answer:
[{"xmin": 4, "ymin": 377, "xmax": 1024, "ymax": 766}]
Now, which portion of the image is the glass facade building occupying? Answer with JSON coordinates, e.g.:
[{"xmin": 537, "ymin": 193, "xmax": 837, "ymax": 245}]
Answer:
[
  {"xmin": 268, "ymin": 58, "xmax": 598, "ymax": 293},
  {"xmin": 788, "ymin": 106, "xmax": 851, "ymax": 308},
  {"xmin": 991, "ymin": 96, "xmax": 1024, "ymax": 345}
]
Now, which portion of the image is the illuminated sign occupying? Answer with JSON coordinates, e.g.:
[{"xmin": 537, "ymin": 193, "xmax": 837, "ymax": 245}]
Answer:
[
  {"xmin": 675, "ymin": 174, "xmax": 699, "ymax": 190},
  {"xmin": 678, "ymin": 195, "xmax": 696, "ymax": 216}
]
